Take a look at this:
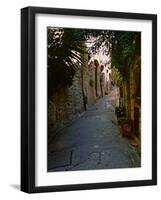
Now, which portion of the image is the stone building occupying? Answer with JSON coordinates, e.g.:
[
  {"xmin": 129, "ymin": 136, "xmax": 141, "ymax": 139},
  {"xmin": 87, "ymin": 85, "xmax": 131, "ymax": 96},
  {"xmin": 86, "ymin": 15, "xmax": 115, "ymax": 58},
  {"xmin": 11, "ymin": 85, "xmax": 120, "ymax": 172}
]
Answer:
[
  {"xmin": 118, "ymin": 60, "xmax": 141, "ymax": 140},
  {"xmin": 48, "ymin": 42, "xmax": 112, "ymax": 141}
]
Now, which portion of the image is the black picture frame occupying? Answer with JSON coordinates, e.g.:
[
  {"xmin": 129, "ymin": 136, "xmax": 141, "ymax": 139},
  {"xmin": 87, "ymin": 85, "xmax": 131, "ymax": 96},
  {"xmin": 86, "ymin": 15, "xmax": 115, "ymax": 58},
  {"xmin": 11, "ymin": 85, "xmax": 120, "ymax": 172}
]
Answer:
[{"xmin": 21, "ymin": 6, "xmax": 157, "ymax": 193}]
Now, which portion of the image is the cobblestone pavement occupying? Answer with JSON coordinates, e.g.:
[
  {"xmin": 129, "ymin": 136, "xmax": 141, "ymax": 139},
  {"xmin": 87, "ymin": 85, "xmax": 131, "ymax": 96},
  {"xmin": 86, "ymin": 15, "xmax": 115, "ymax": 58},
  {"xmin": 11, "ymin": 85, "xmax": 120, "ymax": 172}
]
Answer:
[{"xmin": 48, "ymin": 88, "xmax": 141, "ymax": 172}]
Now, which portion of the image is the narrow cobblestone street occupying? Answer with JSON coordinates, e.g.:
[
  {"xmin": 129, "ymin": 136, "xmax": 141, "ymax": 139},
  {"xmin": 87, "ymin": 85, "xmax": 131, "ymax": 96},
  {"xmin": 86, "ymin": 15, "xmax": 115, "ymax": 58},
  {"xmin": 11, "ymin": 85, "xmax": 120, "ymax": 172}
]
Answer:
[{"xmin": 48, "ymin": 88, "xmax": 140, "ymax": 172}]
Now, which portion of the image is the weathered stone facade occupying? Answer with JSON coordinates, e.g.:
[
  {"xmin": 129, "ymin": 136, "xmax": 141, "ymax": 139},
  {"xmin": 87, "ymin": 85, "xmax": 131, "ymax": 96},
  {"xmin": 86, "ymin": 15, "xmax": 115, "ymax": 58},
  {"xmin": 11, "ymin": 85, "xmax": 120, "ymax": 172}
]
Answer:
[
  {"xmin": 117, "ymin": 60, "xmax": 141, "ymax": 139},
  {"xmin": 48, "ymin": 65, "xmax": 84, "ymax": 140},
  {"xmin": 48, "ymin": 43, "xmax": 112, "ymax": 141}
]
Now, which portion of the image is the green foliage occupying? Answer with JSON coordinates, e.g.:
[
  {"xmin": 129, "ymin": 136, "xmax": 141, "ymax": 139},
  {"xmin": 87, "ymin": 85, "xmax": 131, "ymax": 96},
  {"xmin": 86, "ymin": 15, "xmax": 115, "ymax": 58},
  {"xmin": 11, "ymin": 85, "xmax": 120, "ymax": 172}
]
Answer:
[
  {"xmin": 115, "ymin": 106, "xmax": 126, "ymax": 119},
  {"xmin": 48, "ymin": 28, "xmax": 86, "ymax": 97},
  {"xmin": 112, "ymin": 67, "xmax": 123, "ymax": 87},
  {"xmin": 48, "ymin": 28, "xmax": 140, "ymax": 98},
  {"xmin": 111, "ymin": 31, "xmax": 141, "ymax": 80},
  {"xmin": 86, "ymin": 30, "xmax": 114, "ymax": 55},
  {"xmin": 48, "ymin": 28, "xmax": 112, "ymax": 97},
  {"xmin": 89, "ymin": 79, "xmax": 95, "ymax": 87}
]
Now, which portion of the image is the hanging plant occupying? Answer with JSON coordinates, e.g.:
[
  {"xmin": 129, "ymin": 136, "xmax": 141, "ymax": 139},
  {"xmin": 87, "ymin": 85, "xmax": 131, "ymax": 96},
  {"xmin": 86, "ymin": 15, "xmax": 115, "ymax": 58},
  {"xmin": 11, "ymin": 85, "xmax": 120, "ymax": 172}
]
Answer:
[{"xmin": 89, "ymin": 79, "xmax": 95, "ymax": 87}]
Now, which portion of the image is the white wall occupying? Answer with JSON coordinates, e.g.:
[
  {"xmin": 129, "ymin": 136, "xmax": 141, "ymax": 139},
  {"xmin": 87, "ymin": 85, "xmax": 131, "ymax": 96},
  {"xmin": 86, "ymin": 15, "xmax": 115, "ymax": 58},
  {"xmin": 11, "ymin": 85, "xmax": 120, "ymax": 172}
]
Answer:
[{"xmin": 0, "ymin": 0, "xmax": 160, "ymax": 199}]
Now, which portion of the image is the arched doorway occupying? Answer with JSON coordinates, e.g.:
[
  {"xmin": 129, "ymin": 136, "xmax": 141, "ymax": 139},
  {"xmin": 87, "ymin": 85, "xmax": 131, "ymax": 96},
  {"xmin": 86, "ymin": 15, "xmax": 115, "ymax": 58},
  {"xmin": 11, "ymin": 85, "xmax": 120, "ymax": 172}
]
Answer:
[
  {"xmin": 100, "ymin": 65, "xmax": 105, "ymax": 97},
  {"xmin": 94, "ymin": 59, "xmax": 99, "ymax": 97}
]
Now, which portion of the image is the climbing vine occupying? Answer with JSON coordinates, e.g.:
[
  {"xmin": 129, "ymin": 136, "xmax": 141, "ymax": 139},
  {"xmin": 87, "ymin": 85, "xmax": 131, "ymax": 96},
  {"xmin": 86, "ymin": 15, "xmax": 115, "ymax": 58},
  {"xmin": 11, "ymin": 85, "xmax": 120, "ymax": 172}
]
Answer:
[{"xmin": 111, "ymin": 31, "xmax": 141, "ymax": 80}]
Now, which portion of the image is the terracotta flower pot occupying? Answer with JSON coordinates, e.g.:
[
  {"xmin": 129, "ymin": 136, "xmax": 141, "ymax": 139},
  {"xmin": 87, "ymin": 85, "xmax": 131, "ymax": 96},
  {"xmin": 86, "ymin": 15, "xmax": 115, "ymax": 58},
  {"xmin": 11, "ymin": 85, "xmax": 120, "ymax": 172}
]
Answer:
[{"xmin": 121, "ymin": 123, "xmax": 131, "ymax": 137}]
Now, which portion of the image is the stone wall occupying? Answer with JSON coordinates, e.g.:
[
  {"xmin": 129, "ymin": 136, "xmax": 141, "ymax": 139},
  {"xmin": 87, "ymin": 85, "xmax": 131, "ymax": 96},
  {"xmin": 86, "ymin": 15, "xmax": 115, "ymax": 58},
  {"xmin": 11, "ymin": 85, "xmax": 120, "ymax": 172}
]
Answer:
[
  {"xmin": 120, "ymin": 61, "xmax": 141, "ymax": 138},
  {"xmin": 48, "ymin": 65, "xmax": 84, "ymax": 140},
  {"xmin": 48, "ymin": 46, "xmax": 112, "ymax": 141}
]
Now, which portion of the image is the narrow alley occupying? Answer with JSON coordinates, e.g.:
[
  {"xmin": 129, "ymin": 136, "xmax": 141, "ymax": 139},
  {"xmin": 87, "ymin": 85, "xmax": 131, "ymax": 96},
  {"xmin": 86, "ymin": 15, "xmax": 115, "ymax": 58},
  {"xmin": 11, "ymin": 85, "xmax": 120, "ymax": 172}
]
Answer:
[{"xmin": 48, "ymin": 88, "xmax": 140, "ymax": 172}]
